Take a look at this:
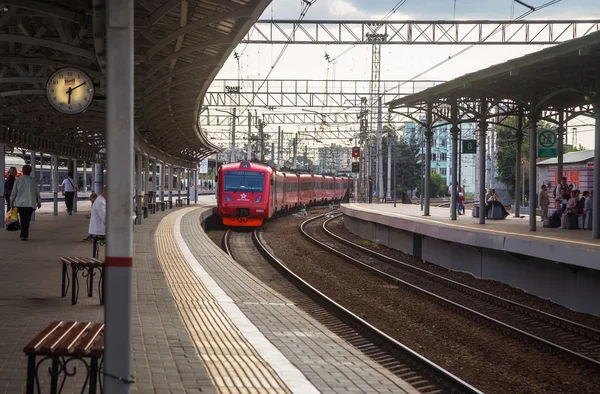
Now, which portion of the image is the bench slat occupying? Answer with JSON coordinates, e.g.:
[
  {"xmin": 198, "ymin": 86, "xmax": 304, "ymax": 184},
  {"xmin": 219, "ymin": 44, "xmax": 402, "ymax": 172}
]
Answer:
[
  {"xmin": 23, "ymin": 321, "xmax": 62, "ymax": 353},
  {"xmin": 55, "ymin": 322, "xmax": 91, "ymax": 354},
  {"xmin": 90, "ymin": 333, "xmax": 105, "ymax": 357},
  {"xmin": 39, "ymin": 321, "xmax": 77, "ymax": 353},
  {"xmin": 74, "ymin": 323, "xmax": 104, "ymax": 356}
]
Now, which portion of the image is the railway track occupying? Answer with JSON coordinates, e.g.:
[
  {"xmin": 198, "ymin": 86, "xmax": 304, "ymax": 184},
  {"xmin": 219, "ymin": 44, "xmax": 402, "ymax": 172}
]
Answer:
[
  {"xmin": 300, "ymin": 213, "xmax": 600, "ymax": 371},
  {"xmin": 223, "ymin": 227, "xmax": 483, "ymax": 394}
]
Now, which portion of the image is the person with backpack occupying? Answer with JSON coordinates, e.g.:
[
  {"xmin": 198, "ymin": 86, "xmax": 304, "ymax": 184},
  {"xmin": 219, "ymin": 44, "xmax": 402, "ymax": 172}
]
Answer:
[
  {"xmin": 10, "ymin": 165, "xmax": 41, "ymax": 240},
  {"xmin": 61, "ymin": 171, "xmax": 77, "ymax": 215},
  {"xmin": 4, "ymin": 166, "xmax": 17, "ymax": 212}
]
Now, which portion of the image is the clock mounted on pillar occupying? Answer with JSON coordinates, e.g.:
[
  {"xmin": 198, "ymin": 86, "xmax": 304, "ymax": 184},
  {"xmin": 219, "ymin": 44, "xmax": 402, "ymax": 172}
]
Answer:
[{"xmin": 46, "ymin": 67, "xmax": 95, "ymax": 115}]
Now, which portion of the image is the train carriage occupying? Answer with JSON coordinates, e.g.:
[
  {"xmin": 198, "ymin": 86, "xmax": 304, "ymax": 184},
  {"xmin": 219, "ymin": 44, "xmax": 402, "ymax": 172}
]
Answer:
[{"xmin": 299, "ymin": 174, "xmax": 316, "ymax": 205}]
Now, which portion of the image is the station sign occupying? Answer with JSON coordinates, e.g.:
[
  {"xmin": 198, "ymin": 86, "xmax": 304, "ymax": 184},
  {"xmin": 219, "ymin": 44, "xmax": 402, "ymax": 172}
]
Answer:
[
  {"xmin": 199, "ymin": 158, "xmax": 208, "ymax": 174},
  {"xmin": 462, "ymin": 140, "xmax": 476, "ymax": 154},
  {"xmin": 538, "ymin": 129, "xmax": 557, "ymax": 158}
]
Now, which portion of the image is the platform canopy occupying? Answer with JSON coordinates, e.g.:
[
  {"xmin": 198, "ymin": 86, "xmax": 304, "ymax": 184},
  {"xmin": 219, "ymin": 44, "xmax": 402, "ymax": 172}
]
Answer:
[
  {"xmin": 387, "ymin": 30, "xmax": 600, "ymax": 116},
  {"xmin": 0, "ymin": 0, "xmax": 269, "ymax": 165}
]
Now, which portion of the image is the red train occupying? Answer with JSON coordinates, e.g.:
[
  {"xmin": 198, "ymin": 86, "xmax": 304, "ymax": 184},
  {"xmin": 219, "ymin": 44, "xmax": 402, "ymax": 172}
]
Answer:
[{"xmin": 217, "ymin": 161, "xmax": 352, "ymax": 226}]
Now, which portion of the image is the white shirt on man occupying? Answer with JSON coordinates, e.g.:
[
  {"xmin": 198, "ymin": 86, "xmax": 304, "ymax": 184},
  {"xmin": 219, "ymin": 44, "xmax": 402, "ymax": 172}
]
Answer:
[
  {"xmin": 62, "ymin": 177, "xmax": 76, "ymax": 192},
  {"xmin": 89, "ymin": 195, "xmax": 106, "ymax": 236}
]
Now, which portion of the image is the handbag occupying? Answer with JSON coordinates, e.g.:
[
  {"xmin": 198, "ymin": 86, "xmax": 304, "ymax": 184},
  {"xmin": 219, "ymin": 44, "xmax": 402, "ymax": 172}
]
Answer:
[
  {"xmin": 6, "ymin": 220, "xmax": 21, "ymax": 231},
  {"xmin": 4, "ymin": 207, "xmax": 18, "ymax": 225}
]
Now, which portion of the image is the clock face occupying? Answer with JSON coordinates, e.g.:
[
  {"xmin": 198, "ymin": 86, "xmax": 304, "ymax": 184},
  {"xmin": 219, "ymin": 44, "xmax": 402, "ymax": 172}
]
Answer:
[{"xmin": 46, "ymin": 67, "xmax": 95, "ymax": 115}]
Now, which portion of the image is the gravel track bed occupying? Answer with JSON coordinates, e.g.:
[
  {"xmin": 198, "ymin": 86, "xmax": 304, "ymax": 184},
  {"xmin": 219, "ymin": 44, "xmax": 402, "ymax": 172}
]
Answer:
[
  {"xmin": 327, "ymin": 217, "xmax": 600, "ymax": 331},
  {"xmin": 311, "ymin": 217, "xmax": 600, "ymax": 361},
  {"xmin": 259, "ymin": 213, "xmax": 600, "ymax": 394}
]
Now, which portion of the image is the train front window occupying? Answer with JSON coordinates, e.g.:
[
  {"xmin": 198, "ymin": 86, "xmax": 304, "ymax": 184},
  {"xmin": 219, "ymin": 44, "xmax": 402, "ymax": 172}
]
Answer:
[{"xmin": 224, "ymin": 170, "xmax": 265, "ymax": 192}]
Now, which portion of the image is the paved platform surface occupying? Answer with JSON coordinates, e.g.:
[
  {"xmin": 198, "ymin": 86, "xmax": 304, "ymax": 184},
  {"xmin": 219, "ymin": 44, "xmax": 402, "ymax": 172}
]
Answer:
[
  {"xmin": 0, "ymin": 196, "xmax": 417, "ymax": 394},
  {"xmin": 342, "ymin": 203, "xmax": 600, "ymax": 268}
]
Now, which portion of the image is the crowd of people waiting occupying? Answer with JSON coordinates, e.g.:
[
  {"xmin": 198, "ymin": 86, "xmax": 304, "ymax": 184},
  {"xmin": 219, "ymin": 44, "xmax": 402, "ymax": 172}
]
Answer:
[{"xmin": 540, "ymin": 177, "xmax": 593, "ymax": 229}]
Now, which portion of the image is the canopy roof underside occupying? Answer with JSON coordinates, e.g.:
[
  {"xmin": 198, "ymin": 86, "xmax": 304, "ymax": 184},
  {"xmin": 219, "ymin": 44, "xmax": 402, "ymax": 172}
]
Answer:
[
  {"xmin": 0, "ymin": 0, "xmax": 270, "ymax": 165},
  {"xmin": 387, "ymin": 31, "xmax": 600, "ymax": 113}
]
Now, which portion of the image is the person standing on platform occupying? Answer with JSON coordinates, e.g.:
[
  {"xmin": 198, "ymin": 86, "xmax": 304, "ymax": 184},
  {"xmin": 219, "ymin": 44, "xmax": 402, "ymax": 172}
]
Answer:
[
  {"xmin": 89, "ymin": 189, "xmax": 106, "ymax": 238},
  {"xmin": 61, "ymin": 171, "xmax": 77, "ymax": 215},
  {"xmin": 148, "ymin": 177, "xmax": 155, "ymax": 204},
  {"xmin": 584, "ymin": 191, "xmax": 593, "ymax": 230},
  {"xmin": 10, "ymin": 165, "xmax": 41, "ymax": 241},
  {"xmin": 458, "ymin": 192, "xmax": 465, "ymax": 215},
  {"xmin": 4, "ymin": 166, "xmax": 17, "ymax": 212},
  {"xmin": 539, "ymin": 184, "xmax": 550, "ymax": 221}
]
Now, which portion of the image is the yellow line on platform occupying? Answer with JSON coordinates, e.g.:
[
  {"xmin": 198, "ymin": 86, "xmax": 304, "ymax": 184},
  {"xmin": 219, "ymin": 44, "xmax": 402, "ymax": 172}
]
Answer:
[
  {"xmin": 350, "ymin": 204, "xmax": 600, "ymax": 249},
  {"xmin": 155, "ymin": 208, "xmax": 292, "ymax": 394}
]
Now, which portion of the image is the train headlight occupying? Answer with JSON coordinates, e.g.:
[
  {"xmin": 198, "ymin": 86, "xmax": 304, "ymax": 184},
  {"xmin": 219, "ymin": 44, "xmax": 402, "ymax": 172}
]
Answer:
[
  {"xmin": 255, "ymin": 195, "xmax": 262, "ymax": 203},
  {"xmin": 225, "ymin": 194, "xmax": 231, "ymax": 202}
]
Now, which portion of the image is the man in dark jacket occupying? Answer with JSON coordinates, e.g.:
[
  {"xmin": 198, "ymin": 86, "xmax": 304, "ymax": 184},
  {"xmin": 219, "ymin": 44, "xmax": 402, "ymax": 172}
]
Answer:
[{"xmin": 4, "ymin": 166, "xmax": 17, "ymax": 212}]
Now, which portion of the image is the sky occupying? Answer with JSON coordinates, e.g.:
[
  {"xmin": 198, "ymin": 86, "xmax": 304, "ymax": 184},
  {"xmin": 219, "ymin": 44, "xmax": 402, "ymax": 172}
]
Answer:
[{"xmin": 211, "ymin": 0, "xmax": 600, "ymax": 149}]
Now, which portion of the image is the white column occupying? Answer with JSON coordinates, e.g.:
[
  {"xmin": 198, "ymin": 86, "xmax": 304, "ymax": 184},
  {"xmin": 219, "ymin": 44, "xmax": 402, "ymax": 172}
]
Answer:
[{"xmin": 105, "ymin": 0, "xmax": 134, "ymax": 392}]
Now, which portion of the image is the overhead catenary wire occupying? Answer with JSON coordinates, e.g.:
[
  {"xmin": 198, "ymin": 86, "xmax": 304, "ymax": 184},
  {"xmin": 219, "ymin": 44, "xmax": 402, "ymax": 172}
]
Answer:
[{"xmin": 385, "ymin": 0, "xmax": 564, "ymax": 101}]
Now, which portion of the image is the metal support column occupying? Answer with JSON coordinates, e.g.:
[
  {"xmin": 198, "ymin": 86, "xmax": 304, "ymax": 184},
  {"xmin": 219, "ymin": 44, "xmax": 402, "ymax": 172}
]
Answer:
[
  {"xmin": 0, "ymin": 143, "xmax": 4, "ymax": 213},
  {"xmin": 292, "ymin": 136, "xmax": 297, "ymax": 170},
  {"xmin": 529, "ymin": 98, "xmax": 539, "ymax": 232},
  {"xmin": 514, "ymin": 109, "xmax": 523, "ymax": 217},
  {"xmin": 72, "ymin": 159, "xmax": 77, "ymax": 213},
  {"xmin": 277, "ymin": 126, "xmax": 282, "ymax": 169},
  {"xmin": 376, "ymin": 97, "xmax": 383, "ymax": 202},
  {"xmin": 104, "ymin": 0, "xmax": 134, "ymax": 392},
  {"xmin": 257, "ymin": 119, "xmax": 264, "ymax": 162},
  {"xmin": 94, "ymin": 163, "xmax": 104, "ymax": 195},
  {"xmin": 557, "ymin": 110, "xmax": 565, "ymax": 185},
  {"xmin": 159, "ymin": 162, "xmax": 164, "ymax": 203},
  {"xmin": 136, "ymin": 154, "xmax": 142, "ymax": 224},
  {"xmin": 151, "ymin": 159, "xmax": 156, "ymax": 205},
  {"xmin": 30, "ymin": 151, "xmax": 36, "ymax": 221},
  {"xmin": 231, "ymin": 107, "xmax": 236, "ymax": 163},
  {"xmin": 247, "ymin": 111, "xmax": 252, "ymax": 160},
  {"xmin": 177, "ymin": 167, "xmax": 181, "ymax": 202},
  {"xmin": 423, "ymin": 104, "xmax": 433, "ymax": 216},
  {"xmin": 83, "ymin": 161, "xmax": 87, "ymax": 192},
  {"xmin": 592, "ymin": 103, "xmax": 600, "ymax": 239},
  {"xmin": 450, "ymin": 100, "xmax": 459, "ymax": 220},
  {"xmin": 386, "ymin": 135, "xmax": 392, "ymax": 200},
  {"xmin": 143, "ymin": 155, "xmax": 149, "ymax": 208},
  {"xmin": 478, "ymin": 99, "xmax": 489, "ymax": 225},
  {"xmin": 167, "ymin": 165, "xmax": 172, "ymax": 206},
  {"xmin": 52, "ymin": 156, "xmax": 59, "ymax": 216}
]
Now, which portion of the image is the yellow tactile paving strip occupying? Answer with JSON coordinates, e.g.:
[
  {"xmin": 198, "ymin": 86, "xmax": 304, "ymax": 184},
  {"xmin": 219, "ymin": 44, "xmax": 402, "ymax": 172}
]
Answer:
[{"xmin": 155, "ymin": 209, "xmax": 293, "ymax": 394}]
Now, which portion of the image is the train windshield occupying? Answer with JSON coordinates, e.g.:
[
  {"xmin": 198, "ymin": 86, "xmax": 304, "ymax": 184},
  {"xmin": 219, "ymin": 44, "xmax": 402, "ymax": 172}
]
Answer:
[{"xmin": 223, "ymin": 170, "xmax": 265, "ymax": 192}]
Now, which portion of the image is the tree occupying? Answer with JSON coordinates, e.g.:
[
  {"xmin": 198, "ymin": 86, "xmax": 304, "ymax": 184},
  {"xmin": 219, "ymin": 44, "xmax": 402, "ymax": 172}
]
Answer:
[
  {"xmin": 430, "ymin": 173, "xmax": 446, "ymax": 198},
  {"xmin": 383, "ymin": 135, "xmax": 422, "ymax": 197}
]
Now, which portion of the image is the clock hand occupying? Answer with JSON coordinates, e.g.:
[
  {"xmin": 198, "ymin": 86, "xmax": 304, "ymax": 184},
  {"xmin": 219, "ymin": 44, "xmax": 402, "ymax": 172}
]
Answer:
[
  {"xmin": 66, "ymin": 87, "xmax": 73, "ymax": 105},
  {"xmin": 71, "ymin": 81, "xmax": 87, "ymax": 91}
]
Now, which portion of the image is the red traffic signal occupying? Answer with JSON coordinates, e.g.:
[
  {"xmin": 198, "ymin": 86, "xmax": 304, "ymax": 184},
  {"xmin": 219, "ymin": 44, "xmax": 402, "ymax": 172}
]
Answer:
[{"xmin": 352, "ymin": 146, "xmax": 360, "ymax": 158}]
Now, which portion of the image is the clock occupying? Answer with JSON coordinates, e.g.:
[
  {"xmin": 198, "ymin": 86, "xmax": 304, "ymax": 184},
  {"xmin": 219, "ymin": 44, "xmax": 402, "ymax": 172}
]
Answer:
[{"xmin": 46, "ymin": 67, "xmax": 95, "ymax": 115}]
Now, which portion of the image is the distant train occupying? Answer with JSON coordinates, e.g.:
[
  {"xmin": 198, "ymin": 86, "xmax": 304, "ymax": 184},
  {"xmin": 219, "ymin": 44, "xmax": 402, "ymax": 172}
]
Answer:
[{"xmin": 217, "ymin": 161, "xmax": 351, "ymax": 227}]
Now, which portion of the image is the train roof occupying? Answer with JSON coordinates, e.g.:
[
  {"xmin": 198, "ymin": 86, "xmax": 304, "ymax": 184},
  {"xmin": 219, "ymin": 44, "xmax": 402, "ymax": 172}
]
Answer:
[
  {"xmin": 4, "ymin": 155, "xmax": 26, "ymax": 167},
  {"xmin": 220, "ymin": 161, "xmax": 273, "ymax": 172}
]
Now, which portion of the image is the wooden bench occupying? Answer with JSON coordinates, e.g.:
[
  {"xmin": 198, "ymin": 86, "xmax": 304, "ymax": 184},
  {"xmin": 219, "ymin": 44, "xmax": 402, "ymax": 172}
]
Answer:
[
  {"xmin": 61, "ymin": 257, "xmax": 104, "ymax": 305},
  {"xmin": 175, "ymin": 197, "xmax": 190, "ymax": 207},
  {"xmin": 24, "ymin": 321, "xmax": 104, "ymax": 394}
]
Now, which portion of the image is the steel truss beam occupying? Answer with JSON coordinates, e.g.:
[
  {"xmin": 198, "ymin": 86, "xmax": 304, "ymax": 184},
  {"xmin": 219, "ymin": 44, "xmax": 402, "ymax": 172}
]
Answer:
[
  {"xmin": 203, "ymin": 78, "xmax": 443, "ymax": 109},
  {"xmin": 242, "ymin": 19, "xmax": 600, "ymax": 45}
]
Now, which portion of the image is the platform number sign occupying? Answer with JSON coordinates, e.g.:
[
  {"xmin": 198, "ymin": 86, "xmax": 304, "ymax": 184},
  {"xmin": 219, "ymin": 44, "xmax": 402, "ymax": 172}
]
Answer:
[
  {"xmin": 538, "ymin": 129, "xmax": 557, "ymax": 158},
  {"xmin": 462, "ymin": 140, "xmax": 476, "ymax": 154}
]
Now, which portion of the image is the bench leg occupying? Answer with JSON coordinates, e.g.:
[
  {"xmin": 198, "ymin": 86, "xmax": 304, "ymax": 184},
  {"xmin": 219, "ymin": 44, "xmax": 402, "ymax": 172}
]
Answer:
[
  {"xmin": 89, "ymin": 357, "xmax": 99, "ymax": 394},
  {"xmin": 71, "ymin": 266, "xmax": 78, "ymax": 305},
  {"xmin": 99, "ymin": 267, "xmax": 104, "ymax": 305},
  {"xmin": 26, "ymin": 355, "xmax": 35, "ymax": 394},
  {"xmin": 93, "ymin": 238, "xmax": 98, "ymax": 258},
  {"xmin": 50, "ymin": 356, "xmax": 59, "ymax": 394},
  {"xmin": 88, "ymin": 267, "xmax": 94, "ymax": 297},
  {"xmin": 61, "ymin": 262, "xmax": 67, "ymax": 297}
]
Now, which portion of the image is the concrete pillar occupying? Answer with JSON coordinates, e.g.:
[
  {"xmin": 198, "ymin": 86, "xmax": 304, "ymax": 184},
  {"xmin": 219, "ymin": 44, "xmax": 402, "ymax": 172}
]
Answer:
[
  {"xmin": 52, "ymin": 155, "xmax": 59, "ymax": 215},
  {"xmin": 105, "ymin": 0, "xmax": 135, "ymax": 390},
  {"xmin": 478, "ymin": 99, "xmax": 489, "ymax": 225},
  {"xmin": 151, "ymin": 159, "xmax": 156, "ymax": 205},
  {"xmin": 177, "ymin": 167, "xmax": 181, "ymax": 201},
  {"xmin": 557, "ymin": 110, "xmax": 565, "ymax": 188},
  {"xmin": 450, "ymin": 100, "xmax": 459, "ymax": 220},
  {"xmin": 167, "ymin": 165, "xmax": 172, "ymax": 204},
  {"xmin": 94, "ymin": 163, "xmax": 104, "ymax": 194},
  {"xmin": 136, "ymin": 154, "xmax": 142, "ymax": 224},
  {"xmin": 592, "ymin": 103, "xmax": 600, "ymax": 239},
  {"xmin": 0, "ymin": 143, "xmax": 4, "ymax": 213},
  {"xmin": 83, "ymin": 161, "xmax": 88, "ymax": 192},
  {"xmin": 514, "ymin": 109, "xmax": 523, "ymax": 217},
  {"xmin": 91, "ymin": 163, "xmax": 96, "ymax": 194},
  {"xmin": 423, "ymin": 104, "xmax": 433, "ymax": 216},
  {"xmin": 529, "ymin": 97, "xmax": 539, "ymax": 232}
]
